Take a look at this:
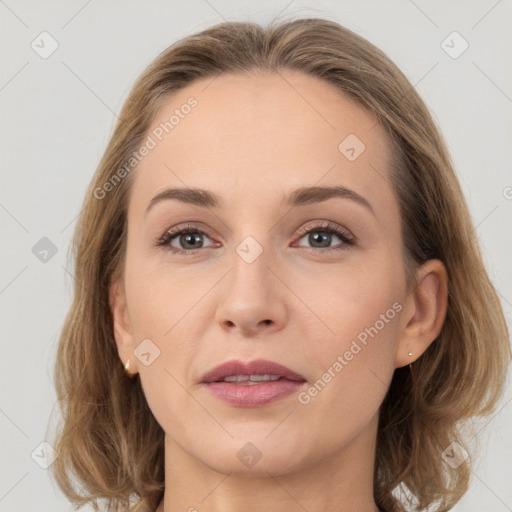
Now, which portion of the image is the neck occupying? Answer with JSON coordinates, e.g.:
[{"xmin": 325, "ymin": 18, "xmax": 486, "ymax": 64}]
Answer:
[{"xmin": 156, "ymin": 412, "xmax": 381, "ymax": 512}]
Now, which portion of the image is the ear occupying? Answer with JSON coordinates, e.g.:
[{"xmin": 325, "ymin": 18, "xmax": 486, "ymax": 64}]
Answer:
[
  {"xmin": 395, "ymin": 259, "xmax": 448, "ymax": 368},
  {"xmin": 109, "ymin": 276, "xmax": 139, "ymax": 375}
]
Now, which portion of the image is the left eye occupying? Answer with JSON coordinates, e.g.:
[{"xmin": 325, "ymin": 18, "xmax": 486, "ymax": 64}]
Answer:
[
  {"xmin": 293, "ymin": 224, "xmax": 355, "ymax": 252},
  {"xmin": 296, "ymin": 228, "xmax": 351, "ymax": 250}
]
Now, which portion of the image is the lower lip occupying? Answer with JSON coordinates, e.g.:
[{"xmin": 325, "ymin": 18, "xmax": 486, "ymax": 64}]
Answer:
[{"xmin": 203, "ymin": 379, "xmax": 306, "ymax": 407}]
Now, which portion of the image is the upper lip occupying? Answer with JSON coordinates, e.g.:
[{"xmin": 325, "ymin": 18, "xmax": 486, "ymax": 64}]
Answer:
[{"xmin": 201, "ymin": 359, "xmax": 306, "ymax": 383}]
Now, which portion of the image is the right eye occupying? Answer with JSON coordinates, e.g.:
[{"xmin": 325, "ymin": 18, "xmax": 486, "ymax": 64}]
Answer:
[{"xmin": 156, "ymin": 224, "xmax": 219, "ymax": 255}]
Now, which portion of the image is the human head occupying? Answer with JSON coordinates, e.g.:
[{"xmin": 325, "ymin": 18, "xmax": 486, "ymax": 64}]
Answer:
[{"xmin": 50, "ymin": 18, "xmax": 510, "ymax": 512}]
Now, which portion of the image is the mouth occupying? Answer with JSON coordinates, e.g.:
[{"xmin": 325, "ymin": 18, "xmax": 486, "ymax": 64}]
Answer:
[
  {"xmin": 200, "ymin": 359, "xmax": 307, "ymax": 407},
  {"xmin": 201, "ymin": 358, "xmax": 306, "ymax": 384},
  {"xmin": 215, "ymin": 374, "xmax": 291, "ymax": 385}
]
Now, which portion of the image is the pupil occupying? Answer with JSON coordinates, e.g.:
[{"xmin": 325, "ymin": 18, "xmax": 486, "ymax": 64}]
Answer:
[
  {"xmin": 310, "ymin": 232, "xmax": 330, "ymax": 247},
  {"xmin": 181, "ymin": 233, "xmax": 202, "ymax": 249}
]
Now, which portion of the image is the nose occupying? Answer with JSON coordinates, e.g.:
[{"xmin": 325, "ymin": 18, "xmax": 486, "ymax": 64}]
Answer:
[{"xmin": 214, "ymin": 244, "xmax": 287, "ymax": 338}]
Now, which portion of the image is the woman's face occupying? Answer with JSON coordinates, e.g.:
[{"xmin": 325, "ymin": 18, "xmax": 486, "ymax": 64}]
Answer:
[{"xmin": 112, "ymin": 70, "xmax": 411, "ymax": 475}]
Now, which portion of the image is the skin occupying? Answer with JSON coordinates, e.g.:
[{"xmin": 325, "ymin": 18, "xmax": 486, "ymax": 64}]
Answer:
[{"xmin": 109, "ymin": 70, "xmax": 448, "ymax": 512}]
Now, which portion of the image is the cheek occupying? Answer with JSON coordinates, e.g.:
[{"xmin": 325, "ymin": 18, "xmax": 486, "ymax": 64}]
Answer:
[
  {"xmin": 291, "ymin": 251, "xmax": 403, "ymax": 343},
  {"xmin": 123, "ymin": 250, "xmax": 221, "ymax": 391},
  {"xmin": 124, "ymin": 248, "xmax": 208, "ymax": 337},
  {"xmin": 293, "ymin": 304, "xmax": 400, "ymax": 454},
  {"xmin": 292, "ymin": 256, "xmax": 402, "ymax": 407}
]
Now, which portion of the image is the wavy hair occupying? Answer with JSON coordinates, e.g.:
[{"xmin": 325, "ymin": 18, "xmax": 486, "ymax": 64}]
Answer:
[{"xmin": 48, "ymin": 17, "xmax": 511, "ymax": 512}]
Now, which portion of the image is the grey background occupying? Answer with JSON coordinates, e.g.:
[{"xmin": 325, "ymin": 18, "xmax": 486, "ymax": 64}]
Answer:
[{"xmin": 1, "ymin": 1, "xmax": 511, "ymax": 511}]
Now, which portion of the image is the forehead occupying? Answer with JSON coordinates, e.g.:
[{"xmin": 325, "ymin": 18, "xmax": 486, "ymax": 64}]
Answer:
[{"xmin": 129, "ymin": 70, "xmax": 395, "ymax": 219}]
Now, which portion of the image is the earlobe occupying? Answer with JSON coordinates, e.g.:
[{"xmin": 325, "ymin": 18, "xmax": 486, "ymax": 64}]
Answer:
[
  {"xmin": 109, "ymin": 277, "xmax": 138, "ymax": 374},
  {"xmin": 395, "ymin": 259, "xmax": 448, "ymax": 368}
]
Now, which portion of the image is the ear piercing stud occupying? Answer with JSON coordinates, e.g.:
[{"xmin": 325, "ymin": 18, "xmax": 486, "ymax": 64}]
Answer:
[{"xmin": 124, "ymin": 359, "xmax": 135, "ymax": 377}]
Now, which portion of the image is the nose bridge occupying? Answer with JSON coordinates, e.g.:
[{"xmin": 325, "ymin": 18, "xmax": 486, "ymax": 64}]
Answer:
[
  {"xmin": 229, "ymin": 206, "xmax": 275, "ymax": 275},
  {"xmin": 214, "ymin": 226, "xmax": 287, "ymax": 335},
  {"xmin": 229, "ymin": 231, "xmax": 272, "ymax": 303}
]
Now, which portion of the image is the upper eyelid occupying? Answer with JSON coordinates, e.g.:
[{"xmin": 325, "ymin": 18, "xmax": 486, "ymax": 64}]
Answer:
[{"xmin": 296, "ymin": 221, "xmax": 354, "ymax": 238}]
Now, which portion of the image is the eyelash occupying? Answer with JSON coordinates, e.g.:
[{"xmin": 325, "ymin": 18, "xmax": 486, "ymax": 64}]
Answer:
[{"xmin": 155, "ymin": 221, "xmax": 356, "ymax": 255}]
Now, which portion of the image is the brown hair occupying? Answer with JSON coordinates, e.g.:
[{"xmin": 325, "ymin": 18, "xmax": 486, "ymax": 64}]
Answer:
[{"xmin": 48, "ymin": 17, "xmax": 511, "ymax": 512}]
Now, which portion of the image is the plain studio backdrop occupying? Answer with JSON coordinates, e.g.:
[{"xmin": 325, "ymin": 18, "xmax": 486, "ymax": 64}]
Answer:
[{"xmin": 1, "ymin": 1, "xmax": 511, "ymax": 511}]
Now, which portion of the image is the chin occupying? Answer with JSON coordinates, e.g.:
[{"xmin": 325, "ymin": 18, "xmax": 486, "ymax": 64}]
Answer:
[
  {"xmin": 203, "ymin": 450, "xmax": 308, "ymax": 478},
  {"xmin": 188, "ymin": 431, "xmax": 314, "ymax": 477}
]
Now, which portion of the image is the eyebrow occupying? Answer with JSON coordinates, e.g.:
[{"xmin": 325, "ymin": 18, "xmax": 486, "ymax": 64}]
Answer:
[{"xmin": 144, "ymin": 185, "xmax": 375, "ymax": 217}]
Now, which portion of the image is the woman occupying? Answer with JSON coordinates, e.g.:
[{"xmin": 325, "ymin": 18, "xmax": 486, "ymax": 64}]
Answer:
[{"xmin": 49, "ymin": 17, "xmax": 510, "ymax": 512}]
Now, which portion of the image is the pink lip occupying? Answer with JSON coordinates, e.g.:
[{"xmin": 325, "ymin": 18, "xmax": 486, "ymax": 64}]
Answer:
[
  {"xmin": 201, "ymin": 359, "xmax": 307, "ymax": 407},
  {"xmin": 201, "ymin": 359, "xmax": 306, "ymax": 383}
]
